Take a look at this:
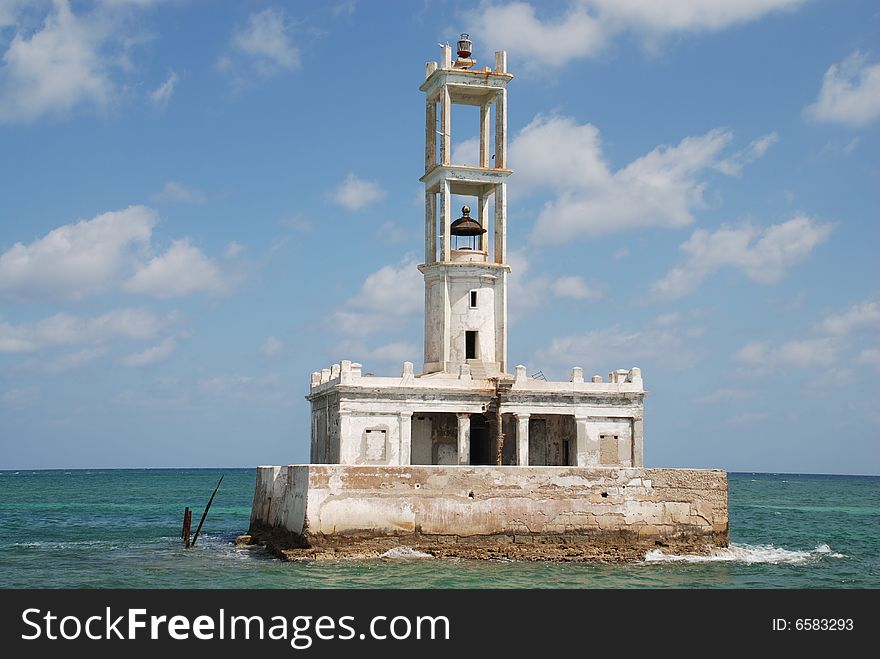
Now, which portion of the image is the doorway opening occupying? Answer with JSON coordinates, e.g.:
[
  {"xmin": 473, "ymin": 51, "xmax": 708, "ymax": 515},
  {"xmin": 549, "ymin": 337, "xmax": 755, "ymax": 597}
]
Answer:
[{"xmin": 465, "ymin": 330, "xmax": 478, "ymax": 360}]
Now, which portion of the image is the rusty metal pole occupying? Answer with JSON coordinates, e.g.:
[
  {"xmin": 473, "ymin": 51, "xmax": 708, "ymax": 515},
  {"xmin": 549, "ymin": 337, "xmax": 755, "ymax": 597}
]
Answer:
[
  {"xmin": 182, "ymin": 507, "xmax": 192, "ymax": 548},
  {"xmin": 190, "ymin": 475, "xmax": 223, "ymax": 548}
]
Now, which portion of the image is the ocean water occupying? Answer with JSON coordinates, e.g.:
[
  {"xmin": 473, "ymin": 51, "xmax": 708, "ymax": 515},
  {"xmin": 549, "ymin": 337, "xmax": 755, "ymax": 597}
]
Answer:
[{"xmin": 0, "ymin": 469, "xmax": 877, "ymax": 588}]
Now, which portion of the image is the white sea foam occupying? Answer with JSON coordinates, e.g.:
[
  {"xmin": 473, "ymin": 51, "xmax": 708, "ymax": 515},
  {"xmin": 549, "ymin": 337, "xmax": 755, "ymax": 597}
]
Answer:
[
  {"xmin": 644, "ymin": 543, "xmax": 845, "ymax": 564},
  {"xmin": 380, "ymin": 546, "xmax": 434, "ymax": 559}
]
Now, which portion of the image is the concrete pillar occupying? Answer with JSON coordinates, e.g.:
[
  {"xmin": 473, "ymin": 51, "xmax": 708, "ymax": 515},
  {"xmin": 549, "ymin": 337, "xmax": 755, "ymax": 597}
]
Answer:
[
  {"xmin": 575, "ymin": 416, "xmax": 598, "ymax": 467},
  {"xmin": 398, "ymin": 412, "xmax": 413, "ymax": 466},
  {"xmin": 632, "ymin": 417, "xmax": 644, "ymax": 468},
  {"xmin": 494, "ymin": 182, "xmax": 506, "ymax": 264},
  {"xmin": 477, "ymin": 192, "xmax": 488, "ymax": 251},
  {"xmin": 456, "ymin": 413, "xmax": 470, "ymax": 465},
  {"xmin": 494, "ymin": 88, "xmax": 507, "ymax": 168},
  {"xmin": 425, "ymin": 191, "xmax": 435, "ymax": 264},
  {"xmin": 425, "ymin": 97, "xmax": 436, "ymax": 172},
  {"xmin": 516, "ymin": 413, "xmax": 530, "ymax": 466},
  {"xmin": 494, "ymin": 50, "xmax": 507, "ymax": 73},
  {"xmin": 479, "ymin": 101, "xmax": 490, "ymax": 167},
  {"xmin": 338, "ymin": 409, "xmax": 353, "ymax": 464},
  {"xmin": 439, "ymin": 179, "xmax": 451, "ymax": 262},
  {"xmin": 440, "ymin": 85, "xmax": 451, "ymax": 165}
]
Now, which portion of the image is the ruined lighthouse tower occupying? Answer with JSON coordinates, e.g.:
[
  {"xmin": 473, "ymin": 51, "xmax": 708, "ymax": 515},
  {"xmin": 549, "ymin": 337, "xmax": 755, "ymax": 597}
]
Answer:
[
  {"xmin": 419, "ymin": 34, "xmax": 511, "ymax": 379},
  {"xmin": 247, "ymin": 36, "xmax": 729, "ymax": 560}
]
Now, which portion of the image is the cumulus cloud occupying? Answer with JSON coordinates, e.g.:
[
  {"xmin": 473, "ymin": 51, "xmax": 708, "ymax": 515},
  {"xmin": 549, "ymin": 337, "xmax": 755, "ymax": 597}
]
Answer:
[
  {"xmin": 120, "ymin": 337, "xmax": 175, "ymax": 367},
  {"xmin": 714, "ymin": 132, "xmax": 779, "ymax": 176},
  {"xmin": 218, "ymin": 7, "xmax": 299, "ymax": 82},
  {"xmin": 152, "ymin": 181, "xmax": 207, "ymax": 205},
  {"xmin": 0, "ymin": 205, "xmax": 156, "ymax": 302},
  {"xmin": 0, "ymin": 0, "xmax": 158, "ymax": 122},
  {"xmin": 650, "ymin": 216, "xmax": 834, "ymax": 300},
  {"xmin": 820, "ymin": 300, "xmax": 880, "ymax": 336},
  {"xmin": 330, "ymin": 173, "xmax": 387, "ymax": 211},
  {"xmin": 535, "ymin": 313, "xmax": 702, "ymax": 374},
  {"xmin": 330, "ymin": 256, "xmax": 423, "ymax": 339},
  {"xmin": 0, "ymin": 308, "xmax": 170, "ymax": 353},
  {"xmin": 0, "ymin": 1, "xmax": 111, "ymax": 122},
  {"xmin": 0, "ymin": 206, "xmax": 232, "ymax": 302},
  {"xmin": 735, "ymin": 338, "xmax": 839, "ymax": 368},
  {"xmin": 513, "ymin": 117, "xmax": 769, "ymax": 242},
  {"xmin": 735, "ymin": 297, "xmax": 880, "ymax": 377},
  {"xmin": 468, "ymin": 2, "xmax": 605, "ymax": 70},
  {"xmin": 550, "ymin": 276, "xmax": 603, "ymax": 300},
  {"xmin": 125, "ymin": 240, "xmax": 228, "ymax": 299},
  {"xmin": 149, "ymin": 71, "xmax": 178, "ymax": 109},
  {"xmin": 468, "ymin": 1, "xmax": 806, "ymax": 68},
  {"xmin": 805, "ymin": 52, "xmax": 880, "ymax": 127}
]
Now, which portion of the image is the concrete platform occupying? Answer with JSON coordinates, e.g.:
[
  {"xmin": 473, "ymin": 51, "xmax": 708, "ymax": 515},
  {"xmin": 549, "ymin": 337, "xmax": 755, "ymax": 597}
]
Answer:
[{"xmin": 247, "ymin": 465, "xmax": 728, "ymax": 561}]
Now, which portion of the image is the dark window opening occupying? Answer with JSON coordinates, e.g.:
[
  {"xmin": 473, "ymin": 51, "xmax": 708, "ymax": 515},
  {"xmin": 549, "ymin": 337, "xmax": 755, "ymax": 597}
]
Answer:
[
  {"xmin": 465, "ymin": 331, "xmax": 477, "ymax": 359},
  {"xmin": 470, "ymin": 290, "xmax": 477, "ymax": 307}
]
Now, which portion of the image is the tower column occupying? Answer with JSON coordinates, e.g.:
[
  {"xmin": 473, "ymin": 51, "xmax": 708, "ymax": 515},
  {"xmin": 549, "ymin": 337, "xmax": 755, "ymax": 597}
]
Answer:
[
  {"xmin": 425, "ymin": 191, "xmax": 435, "ymax": 264},
  {"xmin": 439, "ymin": 179, "xmax": 451, "ymax": 262},
  {"xmin": 494, "ymin": 87, "xmax": 507, "ymax": 168},
  {"xmin": 456, "ymin": 413, "xmax": 470, "ymax": 465},
  {"xmin": 425, "ymin": 98, "xmax": 436, "ymax": 172},
  {"xmin": 440, "ymin": 86, "xmax": 451, "ymax": 165},
  {"xmin": 479, "ymin": 101, "xmax": 491, "ymax": 167},
  {"xmin": 494, "ymin": 182, "xmax": 506, "ymax": 264},
  {"xmin": 516, "ymin": 413, "xmax": 530, "ymax": 466}
]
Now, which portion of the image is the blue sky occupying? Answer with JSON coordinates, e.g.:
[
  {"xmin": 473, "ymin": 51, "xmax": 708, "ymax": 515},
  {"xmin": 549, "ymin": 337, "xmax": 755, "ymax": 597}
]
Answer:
[{"xmin": 0, "ymin": 0, "xmax": 877, "ymax": 474}]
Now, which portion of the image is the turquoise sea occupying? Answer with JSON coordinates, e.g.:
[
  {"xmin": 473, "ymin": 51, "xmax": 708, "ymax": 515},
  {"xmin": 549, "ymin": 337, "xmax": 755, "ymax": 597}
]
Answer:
[{"xmin": 0, "ymin": 469, "xmax": 877, "ymax": 588}]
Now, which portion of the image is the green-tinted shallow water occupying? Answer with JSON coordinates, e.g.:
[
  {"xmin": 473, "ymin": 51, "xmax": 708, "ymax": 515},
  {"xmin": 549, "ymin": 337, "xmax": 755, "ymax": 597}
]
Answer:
[{"xmin": 0, "ymin": 469, "xmax": 877, "ymax": 588}]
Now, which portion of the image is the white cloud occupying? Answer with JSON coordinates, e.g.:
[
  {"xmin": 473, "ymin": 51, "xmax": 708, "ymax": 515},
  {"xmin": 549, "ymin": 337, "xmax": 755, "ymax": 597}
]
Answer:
[
  {"xmin": 469, "ymin": 2, "xmax": 605, "ymax": 69},
  {"xmin": 260, "ymin": 336, "xmax": 284, "ymax": 357},
  {"xmin": 805, "ymin": 52, "xmax": 880, "ymax": 127},
  {"xmin": 613, "ymin": 247, "xmax": 629, "ymax": 261},
  {"xmin": 152, "ymin": 180, "xmax": 206, "ymax": 205},
  {"xmin": 514, "ymin": 117, "xmax": 765, "ymax": 241},
  {"xmin": 221, "ymin": 7, "xmax": 299, "ymax": 80},
  {"xmin": 820, "ymin": 300, "xmax": 880, "ymax": 336},
  {"xmin": 588, "ymin": 0, "xmax": 806, "ymax": 34},
  {"xmin": 735, "ymin": 337, "xmax": 838, "ymax": 368},
  {"xmin": 224, "ymin": 241, "xmax": 245, "ymax": 259},
  {"xmin": 125, "ymin": 240, "xmax": 227, "ymax": 299},
  {"xmin": 0, "ymin": 205, "xmax": 156, "ymax": 302},
  {"xmin": 44, "ymin": 346, "xmax": 106, "ymax": 373},
  {"xmin": 550, "ymin": 276, "xmax": 603, "ymax": 300},
  {"xmin": 0, "ymin": 308, "xmax": 169, "ymax": 353},
  {"xmin": 651, "ymin": 216, "xmax": 834, "ymax": 300},
  {"xmin": 149, "ymin": 71, "xmax": 177, "ymax": 109},
  {"xmin": 507, "ymin": 251, "xmax": 603, "ymax": 318},
  {"xmin": 0, "ymin": 1, "xmax": 112, "ymax": 122},
  {"xmin": 714, "ymin": 132, "xmax": 779, "ymax": 176},
  {"xmin": 535, "ymin": 313, "xmax": 701, "ymax": 373},
  {"xmin": 120, "ymin": 337, "xmax": 176, "ymax": 367},
  {"xmin": 451, "ymin": 136, "xmax": 480, "ymax": 166},
  {"xmin": 467, "ymin": 1, "xmax": 806, "ymax": 68},
  {"xmin": 330, "ymin": 173, "xmax": 387, "ymax": 211},
  {"xmin": 330, "ymin": 256, "xmax": 423, "ymax": 338}
]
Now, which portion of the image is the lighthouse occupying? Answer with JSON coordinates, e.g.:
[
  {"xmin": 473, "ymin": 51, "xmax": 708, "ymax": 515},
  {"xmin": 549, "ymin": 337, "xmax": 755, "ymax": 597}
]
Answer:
[{"xmin": 418, "ymin": 35, "xmax": 512, "ymax": 378}]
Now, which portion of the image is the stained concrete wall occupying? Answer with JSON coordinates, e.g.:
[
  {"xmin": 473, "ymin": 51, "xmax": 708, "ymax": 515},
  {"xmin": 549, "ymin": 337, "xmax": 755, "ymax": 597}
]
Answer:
[{"xmin": 250, "ymin": 465, "xmax": 728, "ymax": 545}]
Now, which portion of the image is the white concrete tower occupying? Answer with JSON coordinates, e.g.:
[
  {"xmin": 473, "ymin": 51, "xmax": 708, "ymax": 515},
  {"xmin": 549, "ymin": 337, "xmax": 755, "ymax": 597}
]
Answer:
[{"xmin": 419, "ymin": 35, "xmax": 513, "ymax": 377}]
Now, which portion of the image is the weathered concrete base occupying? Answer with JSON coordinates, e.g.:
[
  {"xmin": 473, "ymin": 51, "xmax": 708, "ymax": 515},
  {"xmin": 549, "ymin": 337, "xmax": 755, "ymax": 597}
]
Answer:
[{"xmin": 247, "ymin": 465, "xmax": 728, "ymax": 562}]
